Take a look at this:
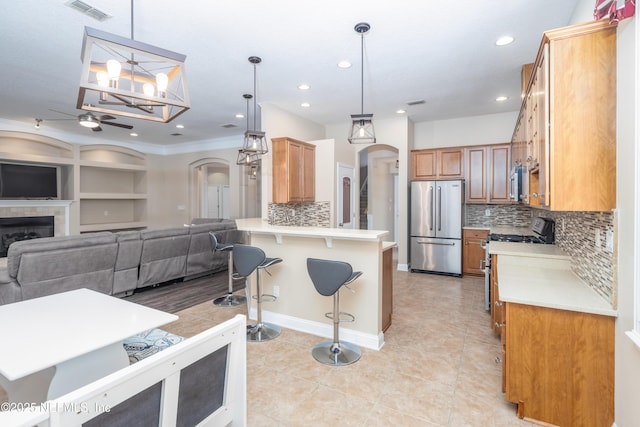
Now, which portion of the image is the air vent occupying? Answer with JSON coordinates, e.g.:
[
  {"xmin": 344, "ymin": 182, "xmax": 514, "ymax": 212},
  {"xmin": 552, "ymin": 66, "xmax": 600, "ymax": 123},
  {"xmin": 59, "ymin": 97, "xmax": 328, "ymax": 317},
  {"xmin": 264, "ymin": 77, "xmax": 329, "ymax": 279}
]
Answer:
[
  {"xmin": 406, "ymin": 99, "xmax": 426, "ymax": 106},
  {"xmin": 65, "ymin": 0, "xmax": 112, "ymax": 21},
  {"xmin": 170, "ymin": 133, "xmax": 183, "ymax": 136},
  {"xmin": 221, "ymin": 124, "xmax": 238, "ymax": 128}
]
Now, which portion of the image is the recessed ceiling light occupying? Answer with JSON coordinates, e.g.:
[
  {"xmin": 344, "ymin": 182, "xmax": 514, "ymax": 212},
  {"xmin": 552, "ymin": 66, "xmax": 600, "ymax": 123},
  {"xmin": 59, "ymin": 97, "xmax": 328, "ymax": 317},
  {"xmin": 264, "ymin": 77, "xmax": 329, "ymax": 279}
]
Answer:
[
  {"xmin": 337, "ymin": 60, "xmax": 352, "ymax": 69},
  {"xmin": 130, "ymin": 132, "xmax": 138, "ymax": 137},
  {"xmin": 495, "ymin": 96, "xmax": 508, "ymax": 102},
  {"xmin": 301, "ymin": 102, "xmax": 310, "ymax": 108},
  {"xmin": 298, "ymin": 84, "xmax": 310, "ymax": 90},
  {"xmin": 235, "ymin": 113, "xmax": 245, "ymax": 119},
  {"xmin": 175, "ymin": 124, "xmax": 184, "ymax": 129},
  {"xmin": 396, "ymin": 109, "xmax": 406, "ymax": 114},
  {"xmin": 495, "ymin": 36, "xmax": 514, "ymax": 46}
]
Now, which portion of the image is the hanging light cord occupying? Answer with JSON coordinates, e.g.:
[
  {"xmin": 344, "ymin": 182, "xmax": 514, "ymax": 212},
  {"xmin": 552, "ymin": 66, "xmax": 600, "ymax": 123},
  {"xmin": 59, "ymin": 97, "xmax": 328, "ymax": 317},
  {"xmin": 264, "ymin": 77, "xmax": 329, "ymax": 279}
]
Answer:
[
  {"xmin": 359, "ymin": 31, "xmax": 364, "ymax": 115},
  {"xmin": 253, "ymin": 62, "xmax": 257, "ymax": 130}
]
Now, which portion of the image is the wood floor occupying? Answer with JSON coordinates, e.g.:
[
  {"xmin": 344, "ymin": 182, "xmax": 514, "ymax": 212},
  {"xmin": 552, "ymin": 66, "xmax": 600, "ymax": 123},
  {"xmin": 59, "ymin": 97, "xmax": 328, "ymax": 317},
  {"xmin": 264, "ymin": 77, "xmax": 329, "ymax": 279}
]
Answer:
[{"xmin": 124, "ymin": 270, "xmax": 245, "ymax": 313}]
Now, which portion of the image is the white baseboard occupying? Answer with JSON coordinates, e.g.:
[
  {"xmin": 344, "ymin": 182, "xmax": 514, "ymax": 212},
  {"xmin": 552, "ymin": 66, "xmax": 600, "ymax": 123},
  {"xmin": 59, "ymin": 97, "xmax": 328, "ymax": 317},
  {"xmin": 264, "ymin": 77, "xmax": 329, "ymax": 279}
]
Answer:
[{"xmin": 249, "ymin": 308, "xmax": 384, "ymax": 350}]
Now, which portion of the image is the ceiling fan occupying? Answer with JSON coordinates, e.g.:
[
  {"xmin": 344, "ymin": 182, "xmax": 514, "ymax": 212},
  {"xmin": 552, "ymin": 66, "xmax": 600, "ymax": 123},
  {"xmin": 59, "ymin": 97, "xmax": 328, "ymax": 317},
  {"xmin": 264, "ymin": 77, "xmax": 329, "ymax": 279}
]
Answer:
[{"xmin": 42, "ymin": 110, "xmax": 134, "ymax": 132}]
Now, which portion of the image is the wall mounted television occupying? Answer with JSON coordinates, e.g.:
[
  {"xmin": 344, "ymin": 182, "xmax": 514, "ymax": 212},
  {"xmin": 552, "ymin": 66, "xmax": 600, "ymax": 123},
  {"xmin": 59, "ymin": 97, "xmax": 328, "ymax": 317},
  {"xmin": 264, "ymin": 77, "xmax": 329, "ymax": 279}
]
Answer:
[{"xmin": 0, "ymin": 162, "xmax": 60, "ymax": 199}]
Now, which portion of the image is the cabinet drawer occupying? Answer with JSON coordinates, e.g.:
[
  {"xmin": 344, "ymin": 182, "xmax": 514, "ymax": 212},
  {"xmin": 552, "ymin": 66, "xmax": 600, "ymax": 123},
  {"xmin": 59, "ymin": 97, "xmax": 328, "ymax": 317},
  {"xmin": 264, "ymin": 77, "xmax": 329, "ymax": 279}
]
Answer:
[{"xmin": 463, "ymin": 229, "xmax": 489, "ymax": 239}]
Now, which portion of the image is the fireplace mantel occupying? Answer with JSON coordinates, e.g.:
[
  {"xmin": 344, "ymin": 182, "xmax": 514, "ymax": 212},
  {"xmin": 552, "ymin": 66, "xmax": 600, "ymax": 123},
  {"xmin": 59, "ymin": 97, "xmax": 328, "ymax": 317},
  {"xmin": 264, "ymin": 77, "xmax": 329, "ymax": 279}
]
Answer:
[{"xmin": 0, "ymin": 200, "xmax": 73, "ymax": 236}]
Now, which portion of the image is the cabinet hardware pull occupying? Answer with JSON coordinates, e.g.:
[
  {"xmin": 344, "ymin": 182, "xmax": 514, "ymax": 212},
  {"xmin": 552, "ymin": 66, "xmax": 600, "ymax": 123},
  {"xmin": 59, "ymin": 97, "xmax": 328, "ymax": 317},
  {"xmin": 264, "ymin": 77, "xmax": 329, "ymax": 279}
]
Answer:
[
  {"xmin": 495, "ymin": 322, "xmax": 504, "ymax": 329},
  {"xmin": 495, "ymin": 301, "xmax": 502, "ymax": 307}
]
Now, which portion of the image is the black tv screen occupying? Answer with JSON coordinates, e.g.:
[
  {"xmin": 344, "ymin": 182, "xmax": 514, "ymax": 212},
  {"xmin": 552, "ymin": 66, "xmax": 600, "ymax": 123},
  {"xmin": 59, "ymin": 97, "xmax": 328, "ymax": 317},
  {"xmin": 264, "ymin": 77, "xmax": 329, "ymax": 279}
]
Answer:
[{"xmin": 0, "ymin": 163, "xmax": 59, "ymax": 199}]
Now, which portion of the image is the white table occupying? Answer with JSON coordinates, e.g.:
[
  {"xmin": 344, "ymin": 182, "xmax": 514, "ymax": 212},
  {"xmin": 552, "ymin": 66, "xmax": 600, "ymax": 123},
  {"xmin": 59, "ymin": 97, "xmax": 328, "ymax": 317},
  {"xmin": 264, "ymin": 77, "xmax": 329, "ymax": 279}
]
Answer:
[{"xmin": 0, "ymin": 288, "xmax": 178, "ymax": 403}]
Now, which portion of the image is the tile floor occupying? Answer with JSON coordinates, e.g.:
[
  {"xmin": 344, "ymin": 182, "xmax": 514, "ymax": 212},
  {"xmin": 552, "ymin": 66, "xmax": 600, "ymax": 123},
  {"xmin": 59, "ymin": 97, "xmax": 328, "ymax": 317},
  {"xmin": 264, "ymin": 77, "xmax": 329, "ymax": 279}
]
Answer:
[
  {"xmin": 0, "ymin": 266, "xmax": 538, "ymax": 426},
  {"xmin": 163, "ymin": 268, "xmax": 538, "ymax": 427}
]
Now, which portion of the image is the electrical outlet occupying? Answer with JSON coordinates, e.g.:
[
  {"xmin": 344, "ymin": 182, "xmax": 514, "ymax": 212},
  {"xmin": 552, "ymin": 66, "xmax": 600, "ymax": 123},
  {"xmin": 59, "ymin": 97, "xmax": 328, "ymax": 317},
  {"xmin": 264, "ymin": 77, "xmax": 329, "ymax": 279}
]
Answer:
[
  {"xmin": 595, "ymin": 229, "xmax": 602, "ymax": 248},
  {"xmin": 561, "ymin": 218, "xmax": 565, "ymax": 233},
  {"xmin": 103, "ymin": 210, "xmax": 109, "ymax": 216},
  {"xmin": 273, "ymin": 285, "xmax": 279, "ymax": 298},
  {"xmin": 605, "ymin": 230, "xmax": 613, "ymax": 253},
  {"xmin": 485, "ymin": 209, "xmax": 491, "ymax": 217}
]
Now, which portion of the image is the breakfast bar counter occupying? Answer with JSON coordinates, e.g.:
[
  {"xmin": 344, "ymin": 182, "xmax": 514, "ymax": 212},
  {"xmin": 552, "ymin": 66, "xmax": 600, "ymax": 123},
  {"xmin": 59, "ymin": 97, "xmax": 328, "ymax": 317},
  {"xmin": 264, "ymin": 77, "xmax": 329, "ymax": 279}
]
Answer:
[{"xmin": 235, "ymin": 218, "xmax": 392, "ymax": 350}]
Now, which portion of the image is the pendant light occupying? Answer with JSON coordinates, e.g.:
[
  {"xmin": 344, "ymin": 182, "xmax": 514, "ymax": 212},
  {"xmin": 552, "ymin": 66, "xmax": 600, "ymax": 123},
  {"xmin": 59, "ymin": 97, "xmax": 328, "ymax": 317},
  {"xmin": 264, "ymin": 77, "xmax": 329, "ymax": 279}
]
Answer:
[
  {"xmin": 348, "ymin": 22, "xmax": 376, "ymax": 144},
  {"xmin": 241, "ymin": 56, "xmax": 268, "ymax": 154},
  {"xmin": 237, "ymin": 94, "xmax": 261, "ymax": 165}
]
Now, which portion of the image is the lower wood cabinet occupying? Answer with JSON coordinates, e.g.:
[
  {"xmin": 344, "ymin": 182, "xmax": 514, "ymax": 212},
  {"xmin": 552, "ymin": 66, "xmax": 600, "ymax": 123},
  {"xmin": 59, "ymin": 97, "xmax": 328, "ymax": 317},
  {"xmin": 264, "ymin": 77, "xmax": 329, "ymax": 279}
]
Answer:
[
  {"xmin": 462, "ymin": 229, "xmax": 489, "ymax": 276},
  {"xmin": 382, "ymin": 246, "xmax": 393, "ymax": 332},
  {"xmin": 504, "ymin": 302, "xmax": 614, "ymax": 426}
]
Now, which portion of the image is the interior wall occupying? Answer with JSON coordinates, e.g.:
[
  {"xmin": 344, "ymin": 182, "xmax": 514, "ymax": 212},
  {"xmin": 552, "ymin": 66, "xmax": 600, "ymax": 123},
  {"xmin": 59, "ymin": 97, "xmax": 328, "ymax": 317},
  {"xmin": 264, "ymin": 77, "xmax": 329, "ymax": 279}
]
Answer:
[
  {"xmin": 613, "ymin": 15, "xmax": 640, "ymax": 427},
  {"xmin": 413, "ymin": 111, "xmax": 518, "ymax": 149},
  {"xmin": 145, "ymin": 147, "xmax": 243, "ymax": 229}
]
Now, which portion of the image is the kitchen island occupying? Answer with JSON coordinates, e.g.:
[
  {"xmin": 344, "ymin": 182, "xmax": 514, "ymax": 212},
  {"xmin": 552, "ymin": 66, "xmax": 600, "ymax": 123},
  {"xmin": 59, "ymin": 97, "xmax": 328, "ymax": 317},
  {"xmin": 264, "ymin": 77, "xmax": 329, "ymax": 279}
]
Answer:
[{"xmin": 235, "ymin": 218, "xmax": 393, "ymax": 350}]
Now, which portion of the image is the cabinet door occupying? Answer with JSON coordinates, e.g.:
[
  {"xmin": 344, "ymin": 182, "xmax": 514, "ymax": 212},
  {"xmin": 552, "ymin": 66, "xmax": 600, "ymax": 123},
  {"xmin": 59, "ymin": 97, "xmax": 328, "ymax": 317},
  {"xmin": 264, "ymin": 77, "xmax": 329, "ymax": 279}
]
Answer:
[
  {"xmin": 465, "ymin": 147, "xmax": 486, "ymax": 203},
  {"xmin": 438, "ymin": 148, "xmax": 464, "ymax": 178},
  {"xmin": 288, "ymin": 141, "xmax": 304, "ymax": 202},
  {"xmin": 488, "ymin": 144, "xmax": 511, "ymax": 203},
  {"xmin": 302, "ymin": 144, "xmax": 315, "ymax": 202},
  {"xmin": 462, "ymin": 229, "xmax": 489, "ymax": 275},
  {"xmin": 411, "ymin": 150, "xmax": 437, "ymax": 180}
]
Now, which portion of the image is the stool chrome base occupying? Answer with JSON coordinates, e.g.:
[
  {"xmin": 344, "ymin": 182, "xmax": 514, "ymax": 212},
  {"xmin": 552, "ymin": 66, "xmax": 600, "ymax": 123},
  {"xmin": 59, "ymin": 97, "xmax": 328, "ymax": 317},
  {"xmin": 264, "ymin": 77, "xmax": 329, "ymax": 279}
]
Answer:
[
  {"xmin": 312, "ymin": 340, "xmax": 361, "ymax": 366},
  {"xmin": 213, "ymin": 294, "xmax": 246, "ymax": 307},
  {"xmin": 247, "ymin": 322, "xmax": 281, "ymax": 342}
]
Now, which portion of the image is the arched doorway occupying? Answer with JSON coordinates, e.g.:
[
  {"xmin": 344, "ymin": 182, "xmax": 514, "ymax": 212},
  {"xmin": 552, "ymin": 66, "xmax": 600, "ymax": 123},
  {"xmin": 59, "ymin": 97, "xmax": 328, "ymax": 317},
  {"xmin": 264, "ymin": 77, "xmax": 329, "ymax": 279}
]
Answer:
[
  {"xmin": 189, "ymin": 158, "xmax": 230, "ymax": 220},
  {"xmin": 358, "ymin": 145, "xmax": 399, "ymax": 241}
]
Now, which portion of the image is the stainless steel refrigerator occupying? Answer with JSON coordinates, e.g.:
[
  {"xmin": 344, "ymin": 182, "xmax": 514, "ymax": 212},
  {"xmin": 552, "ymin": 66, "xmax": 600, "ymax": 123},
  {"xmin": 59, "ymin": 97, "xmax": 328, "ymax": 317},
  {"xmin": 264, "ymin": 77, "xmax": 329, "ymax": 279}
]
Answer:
[{"xmin": 410, "ymin": 180, "xmax": 463, "ymax": 276}]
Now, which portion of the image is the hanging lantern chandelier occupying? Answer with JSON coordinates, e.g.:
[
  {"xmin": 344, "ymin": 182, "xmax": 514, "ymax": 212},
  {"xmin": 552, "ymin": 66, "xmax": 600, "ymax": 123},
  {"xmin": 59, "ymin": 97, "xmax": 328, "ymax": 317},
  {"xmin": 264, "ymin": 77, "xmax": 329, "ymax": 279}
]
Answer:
[
  {"xmin": 348, "ymin": 22, "xmax": 376, "ymax": 144},
  {"xmin": 241, "ymin": 56, "xmax": 268, "ymax": 155}
]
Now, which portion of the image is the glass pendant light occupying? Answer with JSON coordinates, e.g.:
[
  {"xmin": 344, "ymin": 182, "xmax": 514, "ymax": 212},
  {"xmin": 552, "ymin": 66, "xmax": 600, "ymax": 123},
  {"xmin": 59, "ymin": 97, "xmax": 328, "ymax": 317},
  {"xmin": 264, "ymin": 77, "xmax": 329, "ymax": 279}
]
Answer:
[
  {"xmin": 241, "ymin": 56, "xmax": 268, "ymax": 154},
  {"xmin": 348, "ymin": 22, "xmax": 376, "ymax": 145}
]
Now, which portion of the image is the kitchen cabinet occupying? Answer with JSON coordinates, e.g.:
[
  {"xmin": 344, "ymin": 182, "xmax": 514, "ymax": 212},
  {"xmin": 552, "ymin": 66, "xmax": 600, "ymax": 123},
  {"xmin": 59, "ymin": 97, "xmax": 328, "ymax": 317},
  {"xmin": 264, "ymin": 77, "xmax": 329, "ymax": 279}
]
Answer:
[
  {"xmin": 464, "ymin": 144, "xmax": 511, "ymax": 204},
  {"xmin": 462, "ymin": 229, "xmax": 489, "ymax": 276},
  {"xmin": 382, "ymin": 245, "xmax": 393, "ymax": 332},
  {"xmin": 522, "ymin": 20, "xmax": 616, "ymax": 211},
  {"xmin": 271, "ymin": 137, "xmax": 315, "ymax": 203},
  {"xmin": 505, "ymin": 302, "xmax": 614, "ymax": 426},
  {"xmin": 490, "ymin": 254, "xmax": 615, "ymax": 426},
  {"xmin": 410, "ymin": 147, "xmax": 463, "ymax": 180}
]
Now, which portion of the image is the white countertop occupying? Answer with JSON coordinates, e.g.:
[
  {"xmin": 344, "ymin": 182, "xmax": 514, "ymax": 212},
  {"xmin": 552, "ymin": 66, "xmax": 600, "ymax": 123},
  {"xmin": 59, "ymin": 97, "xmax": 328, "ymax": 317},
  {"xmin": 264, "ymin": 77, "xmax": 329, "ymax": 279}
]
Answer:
[
  {"xmin": 236, "ymin": 218, "xmax": 389, "ymax": 242},
  {"xmin": 488, "ymin": 241, "xmax": 570, "ymax": 259},
  {"xmin": 490, "ymin": 243, "xmax": 616, "ymax": 317}
]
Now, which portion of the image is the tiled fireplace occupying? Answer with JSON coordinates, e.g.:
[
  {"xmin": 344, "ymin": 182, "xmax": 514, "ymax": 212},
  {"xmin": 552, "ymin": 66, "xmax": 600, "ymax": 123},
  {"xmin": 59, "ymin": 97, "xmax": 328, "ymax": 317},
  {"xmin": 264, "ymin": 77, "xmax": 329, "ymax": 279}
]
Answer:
[
  {"xmin": 0, "ymin": 216, "xmax": 54, "ymax": 257},
  {"xmin": 0, "ymin": 201, "xmax": 72, "ymax": 257}
]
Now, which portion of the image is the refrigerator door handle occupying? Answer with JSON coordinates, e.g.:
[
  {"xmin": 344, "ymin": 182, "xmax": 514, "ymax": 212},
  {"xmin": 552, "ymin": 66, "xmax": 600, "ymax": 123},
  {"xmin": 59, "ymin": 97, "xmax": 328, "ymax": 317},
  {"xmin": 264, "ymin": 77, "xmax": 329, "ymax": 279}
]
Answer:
[
  {"xmin": 437, "ymin": 185, "xmax": 442, "ymax": 231},
  {"xmin": 417, "ymin": 241, "xmax": 456, "ymax": 246},
  {"xmin": 428, "ymin": 185, "xmax": 434, "ymax": 231}
]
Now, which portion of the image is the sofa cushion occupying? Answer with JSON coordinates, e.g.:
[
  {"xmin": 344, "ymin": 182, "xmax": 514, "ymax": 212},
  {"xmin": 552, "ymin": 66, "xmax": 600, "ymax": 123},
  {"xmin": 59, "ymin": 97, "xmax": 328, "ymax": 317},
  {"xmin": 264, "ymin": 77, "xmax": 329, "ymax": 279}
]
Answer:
[
  {"xmin": 138, "ymin": 227, "xmax": 191, "ymax": 288},
  {"xmin": 7, "ymin": 232, "xmax": 115, "ymax": 279}
]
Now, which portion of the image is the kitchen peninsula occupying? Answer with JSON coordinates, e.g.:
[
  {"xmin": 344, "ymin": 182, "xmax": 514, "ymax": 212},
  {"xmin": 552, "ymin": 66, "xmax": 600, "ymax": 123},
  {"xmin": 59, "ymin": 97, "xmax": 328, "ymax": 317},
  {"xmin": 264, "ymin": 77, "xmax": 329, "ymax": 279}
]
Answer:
[{"xmin": 235, "ymin": 218, "xmax": 394, "ymax": 350}]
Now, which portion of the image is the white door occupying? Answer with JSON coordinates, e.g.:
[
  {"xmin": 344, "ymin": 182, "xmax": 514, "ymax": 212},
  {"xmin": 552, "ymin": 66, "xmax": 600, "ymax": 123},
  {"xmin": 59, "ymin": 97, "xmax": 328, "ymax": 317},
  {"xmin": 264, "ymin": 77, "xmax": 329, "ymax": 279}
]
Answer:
[{"xmin": 337, "ymin": 163, "xmax": 355, "ymax": 229}]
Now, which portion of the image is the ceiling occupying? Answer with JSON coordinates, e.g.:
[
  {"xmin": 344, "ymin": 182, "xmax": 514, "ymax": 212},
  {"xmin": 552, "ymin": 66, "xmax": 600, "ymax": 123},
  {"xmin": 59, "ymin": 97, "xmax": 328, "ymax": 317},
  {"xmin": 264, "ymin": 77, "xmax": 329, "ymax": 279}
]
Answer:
[{"xmin": 0, "ymin": 0, "xmax": 580, "ymax": 149}]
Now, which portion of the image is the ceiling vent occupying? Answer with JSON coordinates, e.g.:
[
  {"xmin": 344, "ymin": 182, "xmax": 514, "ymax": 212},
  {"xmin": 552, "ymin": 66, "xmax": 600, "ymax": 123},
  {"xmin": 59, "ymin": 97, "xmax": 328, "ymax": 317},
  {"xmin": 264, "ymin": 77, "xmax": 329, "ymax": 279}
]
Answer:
[
  {"xmin": 65, "ymin": 0, "xmax": 112, "ymax": 22},
  {"xmin": 405, "ymin": 99, "xmax": 426, "ymax": 106},
  {"xmin": 170, "ymin": 133, "xmax": 183, "ymax": 136},
  {"xmin": 221, "ymin": 123, "xmax": 238, "ymax": 128}
]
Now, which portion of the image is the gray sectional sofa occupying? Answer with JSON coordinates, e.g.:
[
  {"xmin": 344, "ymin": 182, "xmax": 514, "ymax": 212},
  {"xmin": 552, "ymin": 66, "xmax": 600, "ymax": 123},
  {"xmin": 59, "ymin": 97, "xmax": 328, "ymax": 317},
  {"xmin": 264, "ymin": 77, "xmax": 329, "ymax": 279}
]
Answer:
[{"xmin": 0, "ymin": 218, "xmax": 241, "ymax": 306}]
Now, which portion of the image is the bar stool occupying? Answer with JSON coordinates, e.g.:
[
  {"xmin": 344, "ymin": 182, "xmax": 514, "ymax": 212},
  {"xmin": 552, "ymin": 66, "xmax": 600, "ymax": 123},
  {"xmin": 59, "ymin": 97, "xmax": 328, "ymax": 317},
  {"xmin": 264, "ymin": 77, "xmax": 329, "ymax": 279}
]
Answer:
[
  {"xmin": 209, "ymin": 232, "xmax": 246, "ymax": 307},
  {"xmin": 306, "ymin": 258, "xmax": 362, "ymax": 366},
  {"xmin": 233, "ymin": 244, "xmax": 282, "ymax": 342}
]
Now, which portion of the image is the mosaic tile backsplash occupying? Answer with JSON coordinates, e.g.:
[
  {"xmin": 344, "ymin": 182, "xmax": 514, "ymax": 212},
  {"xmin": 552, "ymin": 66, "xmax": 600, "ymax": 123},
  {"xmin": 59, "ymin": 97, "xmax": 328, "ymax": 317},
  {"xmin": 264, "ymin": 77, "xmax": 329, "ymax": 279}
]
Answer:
[
  {"xmin": 267, "ymin": 201, "xmax": 330, "ymax": 227},
  {"xmin": 467, "ymin": 204, "xmax": 615, "ymax": 306}
]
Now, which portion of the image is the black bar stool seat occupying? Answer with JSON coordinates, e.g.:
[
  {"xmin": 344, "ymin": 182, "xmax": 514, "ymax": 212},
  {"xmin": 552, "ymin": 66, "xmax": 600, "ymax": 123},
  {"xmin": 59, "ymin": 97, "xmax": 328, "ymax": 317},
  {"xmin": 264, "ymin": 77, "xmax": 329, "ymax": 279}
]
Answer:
[
  {"xmin": 234, "ymin": 244, "xmax": 282, "ymax": 342},
  {"xmin": 306, "ymin": 258, "xmax": 362, "ymax": 366},
  {"xmin": 209, "ymin": 231, "xmax": 246, "ymax": 307}
]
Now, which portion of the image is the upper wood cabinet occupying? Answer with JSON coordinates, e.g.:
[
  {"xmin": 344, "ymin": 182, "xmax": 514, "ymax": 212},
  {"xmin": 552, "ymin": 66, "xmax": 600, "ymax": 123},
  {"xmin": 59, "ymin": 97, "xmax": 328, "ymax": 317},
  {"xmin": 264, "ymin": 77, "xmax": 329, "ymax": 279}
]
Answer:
[
  {"xmin": 411, "ymin": 147, "xmax": 463, "ymax": 180},
  {"xmin": 464, "ymin": 143, "xmax": 511, "ymax": 204},
  {"xmin": 523, "ymin": 20, "xmax": 617, "ymax": 211},
  {"xmin": 271, "ymin": 137, "xmax": 315, "ymax": 203}
]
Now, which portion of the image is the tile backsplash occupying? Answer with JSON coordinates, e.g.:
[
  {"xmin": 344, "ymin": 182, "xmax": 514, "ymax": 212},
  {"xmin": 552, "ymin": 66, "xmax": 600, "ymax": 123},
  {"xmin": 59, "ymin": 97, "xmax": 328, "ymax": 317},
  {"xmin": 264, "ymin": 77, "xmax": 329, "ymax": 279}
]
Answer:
[
  {"xmin": 467, "ymin": 204, "xmax": 615, "ymax": 306},
  {"xmin": 267, "ymin": 202, "xmax": 330, "ymax": 227}
]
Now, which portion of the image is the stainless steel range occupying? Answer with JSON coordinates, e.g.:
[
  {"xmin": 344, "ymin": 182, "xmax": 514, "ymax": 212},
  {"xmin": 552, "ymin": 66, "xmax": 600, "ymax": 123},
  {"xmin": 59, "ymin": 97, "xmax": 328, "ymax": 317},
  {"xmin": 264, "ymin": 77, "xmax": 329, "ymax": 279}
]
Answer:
[{"xmin": 482, "ymin": 217, "xmax": 555, "ymax": 310}]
